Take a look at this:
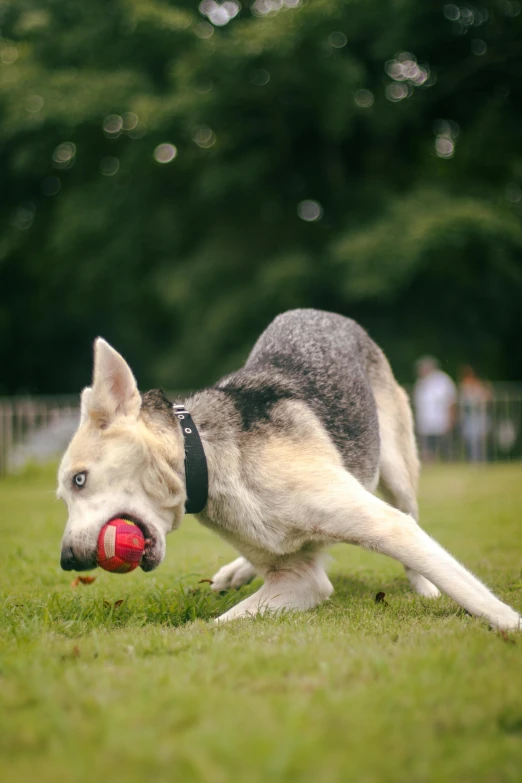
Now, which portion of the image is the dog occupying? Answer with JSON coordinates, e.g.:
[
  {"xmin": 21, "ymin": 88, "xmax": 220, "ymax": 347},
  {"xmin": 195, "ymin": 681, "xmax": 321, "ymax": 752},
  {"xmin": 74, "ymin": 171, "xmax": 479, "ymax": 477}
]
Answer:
[{"xmin": 57, "ymin": 309, "xmax": 520, "ymax": 629}]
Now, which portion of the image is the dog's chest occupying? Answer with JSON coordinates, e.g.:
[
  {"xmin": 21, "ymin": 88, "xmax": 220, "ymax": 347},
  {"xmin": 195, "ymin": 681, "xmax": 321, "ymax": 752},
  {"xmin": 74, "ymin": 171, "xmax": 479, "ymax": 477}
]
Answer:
[{"xmin": 196, "ymin": 491, "xmax": 310, "ymax": 561}]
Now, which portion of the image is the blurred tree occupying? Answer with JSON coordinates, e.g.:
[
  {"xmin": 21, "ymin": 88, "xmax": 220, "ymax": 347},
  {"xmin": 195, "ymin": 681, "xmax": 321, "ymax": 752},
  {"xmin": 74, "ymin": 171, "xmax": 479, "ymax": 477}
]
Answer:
[{"xmin": 0, "ymin": 0, "xmax": 521, "ymax": 393}]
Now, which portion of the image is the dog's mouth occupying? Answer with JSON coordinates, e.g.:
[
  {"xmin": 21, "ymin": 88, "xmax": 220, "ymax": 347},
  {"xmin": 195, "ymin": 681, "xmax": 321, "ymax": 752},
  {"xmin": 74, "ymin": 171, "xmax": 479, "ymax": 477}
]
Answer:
[{"xmin": 109, "ymin": 512, "xmax": 162, "ymax": 572}]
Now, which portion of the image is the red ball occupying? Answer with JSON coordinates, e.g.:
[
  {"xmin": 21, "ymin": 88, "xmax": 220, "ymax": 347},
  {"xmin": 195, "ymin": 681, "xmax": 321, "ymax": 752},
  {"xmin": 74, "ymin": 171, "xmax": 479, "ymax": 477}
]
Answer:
[{"xmin": 97, "ymin": 519, "xmax": 145, "ymax": 573}]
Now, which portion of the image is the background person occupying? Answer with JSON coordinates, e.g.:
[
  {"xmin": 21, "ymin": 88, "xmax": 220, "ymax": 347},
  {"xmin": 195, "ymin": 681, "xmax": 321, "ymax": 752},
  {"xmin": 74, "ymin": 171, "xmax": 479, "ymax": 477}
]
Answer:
[
  {"xmin": 458, "ymin": 365, "xmax": 492, "ymax": 463},
  {"xmin": 413, "ymin": 356, "xmax": 457, "ymax": 462}
]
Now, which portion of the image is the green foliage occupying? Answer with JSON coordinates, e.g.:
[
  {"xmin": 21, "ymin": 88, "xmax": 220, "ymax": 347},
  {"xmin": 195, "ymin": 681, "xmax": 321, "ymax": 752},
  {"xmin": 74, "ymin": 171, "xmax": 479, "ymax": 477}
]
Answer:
[
  {"xmin": 0, "ymin": 0, "xmax": 521, "ymax": 392},
  {"xmin": 1, "ymin": 462, "xmax": 522, "ymax": 782}
]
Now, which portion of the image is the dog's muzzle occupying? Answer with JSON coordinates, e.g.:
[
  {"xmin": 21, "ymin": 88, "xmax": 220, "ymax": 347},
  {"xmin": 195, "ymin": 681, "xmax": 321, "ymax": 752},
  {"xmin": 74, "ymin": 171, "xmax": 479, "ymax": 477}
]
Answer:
[{"xmin": 60, "ymin": 545, "xmax": 96, "ymax": 572}]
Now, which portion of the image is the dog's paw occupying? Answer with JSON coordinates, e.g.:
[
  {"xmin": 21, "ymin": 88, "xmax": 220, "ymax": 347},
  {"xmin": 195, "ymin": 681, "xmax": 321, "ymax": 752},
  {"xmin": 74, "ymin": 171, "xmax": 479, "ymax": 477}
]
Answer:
[
  {"xmin": 215, "ymin": 606, "xmax": 257, "ymax": 623},
  {"xmin": 211, "ymin": 557, "xmax": 256, "ymax": 592},
  {"xmin": 487, "ymin": 606, "xmax": 521, "ymax": 632},
  {"xmin": 406, "ymin": 569, "xmax": 441, "ymax": 599}
]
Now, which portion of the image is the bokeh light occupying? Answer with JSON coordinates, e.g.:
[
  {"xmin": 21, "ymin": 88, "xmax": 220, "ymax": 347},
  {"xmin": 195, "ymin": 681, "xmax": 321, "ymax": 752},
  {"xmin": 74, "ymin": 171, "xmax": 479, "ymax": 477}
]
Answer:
[
  {"xmin": 385, "ymin": 52, "xmax": 431, "ymax": 87},
  {"xmin": 385, "ymin": 83, "xmax": 410, "ymax": 102},
  {"xmin": 128, "ymin": 123, "xmax": 147, "ymax": 140},
  {"xmin": 41, "ymin": 177, "xmax": 61, "ymax": 196},
  {"xmin": 354, "ymin": 89, "xmax": 374, "ymax": 108},
  {"xmin": 11, "ymin": 204, "xmax": 35, "ymax": 231},
  {"xmin": 384, "ymin": 52, "xmax": 434, "ymax": 102},
  {"xmin": 153, "ymin": 144, "xmax": 178, "ymax": 163},
  {"xmin": 297, "ymin": 200, "xmax": 323, "ymax": 222},
  {"xmin": 52, "ymin": 142, "xmax": 76, "ymax": 169},
  {"xmin": 26, "ymin": 95, "xmax": 44, "ymax": 113},
  {"xmin": 199, "ymin": 1, "xmax": 240, "ymax": 26},
  {"xmin": 444, "ymin": 4, "xmax": 490, "ymax": 33},
  {"xmin": 435, "ymin": 137, "xmax": 454, "ymax": 158},
  {"xmin": 252, "ymin": 0, "xmax": 301, "ymax": 17},
  {"xmin": 328, "ymin": 32, "xmax": 347, "ymax": 48},
  {"xmin": 434, "ymin": 119, "xmax": 459, "ymax": 159},
  {"xmin": 193, "ymin": 127, "xmax": 216, "ymax": 149},
  {"xmin": 470, "ymin": 39, "xmax": 487, "ymax": 55},
  {"xmin": 122, "ymin": 112, "xmax": 138, "ymax": 131},
  {"xmin": 443, "ymin": 4, "xmax": 460, "ymax": 21},
  {"xmin": 100, "ymin": 157, "xmax": 120, "ymax": 176},
  {"xmin": 250, "ymin": 69, "xmax": 270, "ymax": 86},
  {"xmin": 502, "ymin": 0, "xmax": 521, "ymax": 16},
  {"xmin": 195, "ymin": 22, "xmax": 214, "ymax": 38},
  {"xmin": 103, "ymin": 114, "xmax": 123, "ymax": 136}
]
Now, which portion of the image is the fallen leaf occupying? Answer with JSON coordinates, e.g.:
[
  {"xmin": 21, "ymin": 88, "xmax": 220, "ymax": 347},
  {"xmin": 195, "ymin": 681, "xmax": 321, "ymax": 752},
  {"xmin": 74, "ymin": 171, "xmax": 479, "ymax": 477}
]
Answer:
[
  {"xmin": 72, "ymin": 645, "xmax": 80, "ymax": 657},
  {"xmin": 113, "ymin": 599, "xmax": 125, "ymax": 608},
  {"xmin": 498, "ymin": 629, "xmax": 516, "ymax": 645},
  {"xmin": 198, "ymin": 578, "xmax": 213, "ymax": 584},
  {"xmin": 375, "ymin": 592, "xmax": 387, "ymax": 604},
  {"xmin": 71, "ymin": 575, "xmax": 96, "ymax": 587},
  {"xmin": 78, "ymin": 575, "xmax": 96, "ymax": 584}
]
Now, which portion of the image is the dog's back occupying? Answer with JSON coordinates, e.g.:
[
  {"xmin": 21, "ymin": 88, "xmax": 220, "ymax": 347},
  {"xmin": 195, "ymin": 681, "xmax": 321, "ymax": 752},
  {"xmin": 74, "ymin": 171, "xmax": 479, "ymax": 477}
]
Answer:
[{"xmin": 215, "ymin": 309, "xmax": 385, "ymax": 486}]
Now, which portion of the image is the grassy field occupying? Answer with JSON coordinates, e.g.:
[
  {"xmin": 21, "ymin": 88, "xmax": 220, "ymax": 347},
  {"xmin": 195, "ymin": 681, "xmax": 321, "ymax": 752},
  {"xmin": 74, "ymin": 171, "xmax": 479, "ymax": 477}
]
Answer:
[{"xmin": 1, "ymin": 462, "xmax": 521, "ymax": 783}]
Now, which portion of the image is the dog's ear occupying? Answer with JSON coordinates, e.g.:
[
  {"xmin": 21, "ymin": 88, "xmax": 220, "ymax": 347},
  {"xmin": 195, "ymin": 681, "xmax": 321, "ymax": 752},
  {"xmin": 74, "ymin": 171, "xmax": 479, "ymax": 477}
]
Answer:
[
  {"xmin": 79, "ymin": 387, "xmax": 93, "ymax": 425},
  {"xmin": 86, "ymin": 338, "xmax": 141, "ymax": 428}
]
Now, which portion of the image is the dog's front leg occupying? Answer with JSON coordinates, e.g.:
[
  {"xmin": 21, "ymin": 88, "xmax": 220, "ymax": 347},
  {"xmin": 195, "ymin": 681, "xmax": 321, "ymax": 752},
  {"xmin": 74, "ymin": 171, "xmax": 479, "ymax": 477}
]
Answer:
[
  {"xmin": 215, "ymin": 553, "xmax": 333, "ymax": 623},
  {"xmin": 211, "ymin": 557, "xmax": 257, "ymax": 592},
  {"xmin": 309, "ymin": 469, "xmax": 521, "ymax": 631}
]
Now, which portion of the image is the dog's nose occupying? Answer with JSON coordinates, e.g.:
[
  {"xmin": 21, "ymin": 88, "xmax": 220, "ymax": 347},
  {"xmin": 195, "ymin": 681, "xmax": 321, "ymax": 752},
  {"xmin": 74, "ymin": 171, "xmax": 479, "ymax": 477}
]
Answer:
[{"xmin": 60, "ymin": 546, "xmax": 87, "ymax": 571}]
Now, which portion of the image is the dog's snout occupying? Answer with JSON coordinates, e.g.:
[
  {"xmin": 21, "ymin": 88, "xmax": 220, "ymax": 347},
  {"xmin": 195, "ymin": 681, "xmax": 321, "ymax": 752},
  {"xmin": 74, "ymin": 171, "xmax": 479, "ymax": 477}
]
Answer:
[
  {"xmin": 60, "ymin": 546, "xmax": 78, "ymax": 570},
  {"xmin": 60, "ymin": 546, "xmax": 93, "ymax": 572}
]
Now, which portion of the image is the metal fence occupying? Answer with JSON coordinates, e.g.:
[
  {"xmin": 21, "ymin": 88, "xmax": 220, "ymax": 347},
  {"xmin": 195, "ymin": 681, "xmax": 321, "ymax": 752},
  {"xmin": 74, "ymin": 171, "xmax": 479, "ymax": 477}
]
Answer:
[
  {"xmin": 0, "ymin": 396, "xmax": 80, "ymax": 476},
  {"xmin": 0, "ymin": 385, "xmax": 521, "ymax": 477},
  {"xmin": 415, "ymin": 383, "xmax": 522, "ymax": 464}
]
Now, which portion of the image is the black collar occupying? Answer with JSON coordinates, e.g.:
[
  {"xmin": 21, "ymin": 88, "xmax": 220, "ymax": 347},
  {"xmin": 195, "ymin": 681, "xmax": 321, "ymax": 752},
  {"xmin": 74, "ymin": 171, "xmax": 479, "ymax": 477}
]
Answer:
[{"xmin": 173, "ymin": 404, "xmax": 208, "ymax": 515}]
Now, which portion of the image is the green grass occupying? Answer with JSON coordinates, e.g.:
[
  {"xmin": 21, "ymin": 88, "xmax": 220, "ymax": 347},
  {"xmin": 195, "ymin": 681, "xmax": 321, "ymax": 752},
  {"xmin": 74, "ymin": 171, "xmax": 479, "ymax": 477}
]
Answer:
[{"xmin": 1, "ymin": 463, "xmax": 522, "ymax": 783}]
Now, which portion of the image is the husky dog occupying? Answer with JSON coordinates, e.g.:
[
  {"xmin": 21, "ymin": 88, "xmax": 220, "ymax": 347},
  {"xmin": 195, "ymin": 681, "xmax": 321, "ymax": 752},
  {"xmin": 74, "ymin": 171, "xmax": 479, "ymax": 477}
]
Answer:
[{"xmin": 57, "ymin": 309, "xmax": 520, "ymax": 629}]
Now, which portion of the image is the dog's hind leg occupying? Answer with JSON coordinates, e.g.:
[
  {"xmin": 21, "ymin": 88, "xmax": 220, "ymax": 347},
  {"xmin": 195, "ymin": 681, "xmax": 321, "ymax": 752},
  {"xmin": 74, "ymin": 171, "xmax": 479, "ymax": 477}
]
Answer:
[
  {"xmin": 215, "ymin": 553, "xmax": 333, "ymax": 623},
  {"xmin": 304, "ymin": 467, "xmax": 520, "ymax": 630},
  {"xmin": 373, "ymin": 381, "xmax": 441, "ymax": 598},
  {"xmin": 211, "ymin": 557, "xmax": 257, "ymax": 592}
]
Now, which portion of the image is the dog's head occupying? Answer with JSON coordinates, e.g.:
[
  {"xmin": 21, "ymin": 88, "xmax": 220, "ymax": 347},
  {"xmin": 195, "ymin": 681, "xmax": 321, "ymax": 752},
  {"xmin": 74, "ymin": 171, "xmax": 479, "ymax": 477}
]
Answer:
[{"xmin": 57, "ymin": 338, "xmax": 186, "ymax": 572}]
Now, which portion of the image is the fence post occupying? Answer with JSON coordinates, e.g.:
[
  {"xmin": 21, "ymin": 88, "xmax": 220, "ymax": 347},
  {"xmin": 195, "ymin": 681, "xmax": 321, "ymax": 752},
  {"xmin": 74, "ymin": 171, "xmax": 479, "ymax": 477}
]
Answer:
[
  {"xmin": 0, "ymin": 404, "xmax": 13, "ymax": 477},
  {"xmin": 0, "ymin": 405, "xmax": 4, "ymax": 477}
]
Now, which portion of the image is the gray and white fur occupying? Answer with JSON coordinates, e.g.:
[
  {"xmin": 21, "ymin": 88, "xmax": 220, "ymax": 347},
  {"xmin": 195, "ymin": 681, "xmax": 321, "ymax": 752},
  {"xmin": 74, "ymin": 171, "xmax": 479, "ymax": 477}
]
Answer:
[{"xmin": 57, "ymin": 309, "xmax": 520, "ymax": 629}]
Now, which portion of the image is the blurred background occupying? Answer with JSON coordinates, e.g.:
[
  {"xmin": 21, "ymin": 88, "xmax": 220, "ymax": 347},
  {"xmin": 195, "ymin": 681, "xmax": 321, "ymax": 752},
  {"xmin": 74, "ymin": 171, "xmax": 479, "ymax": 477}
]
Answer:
[{"xmin": 1, "ymin": 0, "xmax": 522, "ymax": 468}]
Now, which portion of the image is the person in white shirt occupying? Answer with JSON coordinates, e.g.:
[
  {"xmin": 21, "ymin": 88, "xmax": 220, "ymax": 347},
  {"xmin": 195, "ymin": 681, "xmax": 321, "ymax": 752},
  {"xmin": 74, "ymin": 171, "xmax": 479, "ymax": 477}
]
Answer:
[{"xmin": 414, "ymin": 356, "xmax": 457, "ymax": 461}]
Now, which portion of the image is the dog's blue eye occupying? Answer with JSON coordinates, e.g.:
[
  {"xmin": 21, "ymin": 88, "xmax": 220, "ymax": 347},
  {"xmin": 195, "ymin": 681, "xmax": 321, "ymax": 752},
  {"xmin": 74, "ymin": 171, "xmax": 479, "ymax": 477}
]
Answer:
[{"xmin": 73, "ymin": 472, "xmax": 87, "ymax": 489}]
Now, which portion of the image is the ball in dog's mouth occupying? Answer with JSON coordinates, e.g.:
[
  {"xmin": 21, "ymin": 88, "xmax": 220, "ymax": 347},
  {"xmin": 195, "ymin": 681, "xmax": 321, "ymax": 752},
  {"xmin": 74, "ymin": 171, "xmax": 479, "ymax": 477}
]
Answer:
[
  {"xmin": 99, "ymin": 513, "xmax": 160, "ymax": 572},
  {"xmin": 110, "ymin": 513, "xmax": 161, "ymax": 572},
  {"xmin": 97, "ymin": 518, "xmax": 145, "ymax": 573}
]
